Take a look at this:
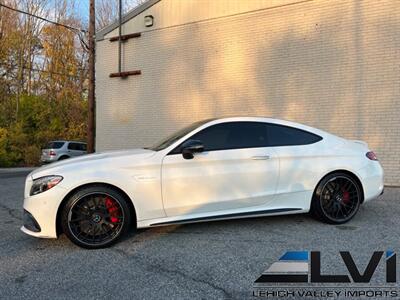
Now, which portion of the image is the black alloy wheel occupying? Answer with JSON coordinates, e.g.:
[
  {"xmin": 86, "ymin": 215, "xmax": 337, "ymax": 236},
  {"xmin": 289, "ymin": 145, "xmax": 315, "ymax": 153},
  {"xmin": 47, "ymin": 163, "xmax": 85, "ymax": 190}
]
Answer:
[
  {"xmin": 61, "ymin": 185, "xmax": 131, "ymax": 248},
  {"xmin": 311, "ymin": 173, "xmax": 362, "ymax": 224}
]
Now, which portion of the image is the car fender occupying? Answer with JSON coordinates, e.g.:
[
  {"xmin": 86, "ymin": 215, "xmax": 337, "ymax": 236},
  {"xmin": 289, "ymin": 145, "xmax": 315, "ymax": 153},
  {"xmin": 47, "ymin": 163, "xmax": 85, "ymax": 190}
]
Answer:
[
  {"xmin": 312, "ymin": 166, "xmax": 365, "ymax": 199},
  {"xmin": 56, "ymin": 167, "xmax": 165, "ymax": 222}
]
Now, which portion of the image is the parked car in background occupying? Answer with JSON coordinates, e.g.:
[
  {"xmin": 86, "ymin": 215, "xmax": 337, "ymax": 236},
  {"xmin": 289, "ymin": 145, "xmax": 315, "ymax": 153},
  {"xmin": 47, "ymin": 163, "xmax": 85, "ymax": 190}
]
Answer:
[{"xmin": 41, "ymin": 141, "xmax": 87, "ymax": 163}]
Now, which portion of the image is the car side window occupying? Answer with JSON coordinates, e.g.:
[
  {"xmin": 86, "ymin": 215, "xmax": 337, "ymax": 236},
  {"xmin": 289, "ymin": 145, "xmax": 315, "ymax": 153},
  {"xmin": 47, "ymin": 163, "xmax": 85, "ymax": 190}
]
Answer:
[
  {"xmin": 68, "ymin": 143, "xmax": 78, "ymax": 150},
  {"xmin": 80, "ymin": 143, "xmax": 87, "ymax": 151},
  {"xmin": 174, "ymin": 122, "xmax": 269, "ymax": 153},
  {"xmin": 266, "ymin": 124, "xmax": 322, "ymax": 146}
]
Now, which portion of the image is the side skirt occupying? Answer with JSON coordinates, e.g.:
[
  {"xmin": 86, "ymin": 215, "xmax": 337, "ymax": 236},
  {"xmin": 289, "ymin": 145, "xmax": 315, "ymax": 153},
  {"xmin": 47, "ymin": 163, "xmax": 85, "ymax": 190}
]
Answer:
[{"xmin": 149, "ymin": 208, "xmax": 302, "ymax": 226}]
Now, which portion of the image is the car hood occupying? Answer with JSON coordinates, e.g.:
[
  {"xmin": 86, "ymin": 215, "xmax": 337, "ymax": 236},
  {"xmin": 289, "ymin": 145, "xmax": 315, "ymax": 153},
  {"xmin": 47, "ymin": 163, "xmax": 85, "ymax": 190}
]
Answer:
[{"xmin": 30, "ymin": 148, "xmax": 155, "ymax": 179}]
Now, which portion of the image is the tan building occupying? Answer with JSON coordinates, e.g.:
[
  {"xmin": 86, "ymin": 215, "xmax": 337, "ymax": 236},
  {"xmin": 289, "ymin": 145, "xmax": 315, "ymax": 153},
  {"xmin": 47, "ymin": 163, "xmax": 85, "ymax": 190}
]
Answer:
[{"xmin": 95, "ymin": 0, "xmax": 399, "ymax": 186}]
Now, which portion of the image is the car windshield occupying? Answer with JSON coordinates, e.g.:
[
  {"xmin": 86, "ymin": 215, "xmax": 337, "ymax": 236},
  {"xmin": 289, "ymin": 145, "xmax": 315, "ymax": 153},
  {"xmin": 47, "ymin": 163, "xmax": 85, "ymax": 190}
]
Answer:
[
  {"xmin": 46, "ymin": 142, "xmax": 64, "ymax": 149},
  {"xmin": 148, "ymin": 119, "xmax": 213, "ymax": 151}
]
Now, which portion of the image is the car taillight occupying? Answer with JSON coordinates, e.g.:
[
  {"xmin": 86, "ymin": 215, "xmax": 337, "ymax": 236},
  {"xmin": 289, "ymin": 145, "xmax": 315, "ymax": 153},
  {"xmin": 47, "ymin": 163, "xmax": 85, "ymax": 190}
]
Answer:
[
  {"xmin": 49, "ymin": 150, "xmax": 56, "ymax": 156},
  {"xmin": 366, "ymin": 151, "xmax": 378, "ymax": 161}
]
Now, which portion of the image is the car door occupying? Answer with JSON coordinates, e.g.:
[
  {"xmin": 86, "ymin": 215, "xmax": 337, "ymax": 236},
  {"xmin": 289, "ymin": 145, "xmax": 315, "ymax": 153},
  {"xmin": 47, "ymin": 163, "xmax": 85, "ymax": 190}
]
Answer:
[
  {"xmin": 67, "ymin": 142, "xmax": 81, "ymax": 157},
  {"xmin": 79, "ymin": 143, "xmax": 87, "ymax": 154},
  {"xmin": 76, "ymin": 143, "xmax": 87, "ymax": 156},
  {"xmin": 161, "ymin": 121, "xmax": 279, "ymax": 217},
  {"xmin": 265, "ymin": 123, "xmax": 323, "ymax": 197}
]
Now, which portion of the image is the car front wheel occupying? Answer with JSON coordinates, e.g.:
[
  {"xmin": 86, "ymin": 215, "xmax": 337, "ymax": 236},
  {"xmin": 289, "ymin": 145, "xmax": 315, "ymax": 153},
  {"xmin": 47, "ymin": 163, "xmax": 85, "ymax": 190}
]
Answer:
[
  {"xmin": 61, "ymin": 185, "xmax": 131, "ymax": 249},
  {"xmin": 311, "ymin": 172, "xmax": 362, "ymax": 224}
]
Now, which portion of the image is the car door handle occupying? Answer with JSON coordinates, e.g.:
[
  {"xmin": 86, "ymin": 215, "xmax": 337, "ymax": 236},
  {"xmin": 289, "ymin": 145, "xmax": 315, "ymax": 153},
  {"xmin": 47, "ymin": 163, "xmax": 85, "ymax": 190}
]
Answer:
[{"xmin": 251, "ymin": 155, "xmax": 270, "ymax": 160}]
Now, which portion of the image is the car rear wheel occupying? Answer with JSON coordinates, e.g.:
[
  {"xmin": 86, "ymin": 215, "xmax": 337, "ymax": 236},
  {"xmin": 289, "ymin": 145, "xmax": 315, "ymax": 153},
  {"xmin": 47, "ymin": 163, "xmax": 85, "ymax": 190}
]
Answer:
[
  {"xmin": 61, "ymin": 186, "xmax": 131, "ymax": 249},
  {"xmin": 311, "ymin": 172, "xmax": 362, "ymax": 224}
]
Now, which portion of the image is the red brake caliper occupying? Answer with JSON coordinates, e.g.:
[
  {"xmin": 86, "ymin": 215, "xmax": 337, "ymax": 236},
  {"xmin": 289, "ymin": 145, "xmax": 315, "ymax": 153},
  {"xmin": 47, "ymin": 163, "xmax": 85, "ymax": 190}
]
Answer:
[
  {"xmin": 342, "ymin": 188, "xmax": 350, "ymax": 204},
  {"xmin": 105, "ymin": 197, "xmax": 119, "ymax": 223}
]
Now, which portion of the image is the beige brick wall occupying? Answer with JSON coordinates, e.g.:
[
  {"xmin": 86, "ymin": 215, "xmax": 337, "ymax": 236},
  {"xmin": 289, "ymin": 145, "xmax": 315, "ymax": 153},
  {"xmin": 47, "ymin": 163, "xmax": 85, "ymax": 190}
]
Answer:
[
  {"xmin": 96, "ymin": 0, "xmax": 400, "ymax": 186},
  {"xmin": 103, "ymin": 0, "xmax": 306, "ymax": 39}
]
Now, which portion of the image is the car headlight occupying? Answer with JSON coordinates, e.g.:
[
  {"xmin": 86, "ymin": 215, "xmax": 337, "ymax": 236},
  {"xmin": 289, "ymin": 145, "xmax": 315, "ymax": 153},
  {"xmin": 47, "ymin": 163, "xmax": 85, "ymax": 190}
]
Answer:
[{"xmin": 30, "ymin": 175, "xmax": 63, "ymax": 196}]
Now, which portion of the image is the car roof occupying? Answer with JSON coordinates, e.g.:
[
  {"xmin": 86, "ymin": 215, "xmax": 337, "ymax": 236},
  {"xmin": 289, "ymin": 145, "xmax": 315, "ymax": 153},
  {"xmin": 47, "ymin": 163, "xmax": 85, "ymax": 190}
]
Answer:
[
  {"xmin": 49, "ymin": 140, "xmax": 87, "ymax": 144},
  {"xmin": 200, "ymin": 117, "xmax": 337, "ymax": 140},
  {"xmin": 159, "ymin": 116, "xmax": 344, "ymax": 154}
]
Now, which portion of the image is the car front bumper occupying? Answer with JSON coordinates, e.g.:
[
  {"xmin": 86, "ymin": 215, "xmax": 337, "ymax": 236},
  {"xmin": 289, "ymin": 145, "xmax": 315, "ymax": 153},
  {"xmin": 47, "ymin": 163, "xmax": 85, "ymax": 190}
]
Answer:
[
  {"xmin": 21, "ymin": 185, "xmax": 67, "ymax": 239},
  {"xmin": 22, "ymin": 209, "xmax": 41, "ymax": 232}
]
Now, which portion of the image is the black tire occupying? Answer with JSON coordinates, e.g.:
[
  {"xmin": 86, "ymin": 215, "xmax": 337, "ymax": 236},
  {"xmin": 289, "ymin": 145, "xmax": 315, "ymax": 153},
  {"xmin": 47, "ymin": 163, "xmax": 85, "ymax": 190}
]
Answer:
[
  {"xmin": 311, "ymin": 172, "xmax": 362, "ymax": 224},
  {"xmin": 61, "ymin": 185, "xmax": 132, "ymax": 249},
  {"xmin": 58, "ymin": 156, "xmax": 69, "ymax": 160}
]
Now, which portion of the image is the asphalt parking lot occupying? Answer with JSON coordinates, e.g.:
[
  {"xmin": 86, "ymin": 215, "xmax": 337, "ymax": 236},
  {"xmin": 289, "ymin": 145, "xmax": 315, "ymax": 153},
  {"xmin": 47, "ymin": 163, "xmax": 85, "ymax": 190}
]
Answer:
[{"xmin": 0, "ymin": 170, "xmax": 399, "ymax": 299}]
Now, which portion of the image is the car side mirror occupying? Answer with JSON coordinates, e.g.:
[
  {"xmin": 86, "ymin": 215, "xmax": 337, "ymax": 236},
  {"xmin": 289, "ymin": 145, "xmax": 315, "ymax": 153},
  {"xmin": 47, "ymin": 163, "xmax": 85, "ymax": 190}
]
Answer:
[{"xmin": 181, "ymin": 139, "xmax": 204, "ymax": 159}]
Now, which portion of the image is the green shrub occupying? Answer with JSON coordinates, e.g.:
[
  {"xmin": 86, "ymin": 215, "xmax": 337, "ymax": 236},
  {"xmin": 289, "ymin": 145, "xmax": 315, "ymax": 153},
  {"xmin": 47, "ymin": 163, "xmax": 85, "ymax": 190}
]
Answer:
[{"xmin": 0, "ymin": 94, "xmax": 87, "ymax": 167}]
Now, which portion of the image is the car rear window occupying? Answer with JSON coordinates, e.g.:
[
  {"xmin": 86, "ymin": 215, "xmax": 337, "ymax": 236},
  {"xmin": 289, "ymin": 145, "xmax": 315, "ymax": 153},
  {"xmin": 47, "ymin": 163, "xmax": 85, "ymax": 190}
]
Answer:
[
  {"xmin": 67, "ymin": 142, "xmax": 87, "ymax": 151},
  {"xmin": 266, "ymin": 124, "xmax": 322, "ymax": 146},
  {"xmin": 46, "ymin": 142, "xmax": 64, "ymax": 149}
]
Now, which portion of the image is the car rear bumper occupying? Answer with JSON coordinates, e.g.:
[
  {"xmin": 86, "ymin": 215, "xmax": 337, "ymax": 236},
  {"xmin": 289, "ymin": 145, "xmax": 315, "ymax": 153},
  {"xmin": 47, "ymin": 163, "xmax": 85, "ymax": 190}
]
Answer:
[
  {"xmin": 357, "ymin": 161, "xmax": 384, "ymax": 202},
  {"xmin": 40, "ymin": 155, "xmax": 58, "ymax": 163}
]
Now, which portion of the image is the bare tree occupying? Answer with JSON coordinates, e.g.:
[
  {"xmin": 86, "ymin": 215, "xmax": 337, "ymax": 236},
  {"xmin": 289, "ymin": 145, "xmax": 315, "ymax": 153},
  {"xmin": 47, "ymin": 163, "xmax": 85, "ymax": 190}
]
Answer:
[
  {"xmin": 96, "ymin": 0, "xmax": 148, "ymax": 30},
  {"xmin": 0, "ymin": 0, "xmax": 50, "ymax": 118}
]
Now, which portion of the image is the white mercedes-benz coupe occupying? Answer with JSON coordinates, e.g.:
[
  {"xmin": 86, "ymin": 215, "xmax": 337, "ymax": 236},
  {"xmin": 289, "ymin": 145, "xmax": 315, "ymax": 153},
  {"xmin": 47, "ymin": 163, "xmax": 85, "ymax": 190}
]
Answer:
[{"xmin": 22, "ymin": 117, "xmax": 384, "ymax": 248}]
